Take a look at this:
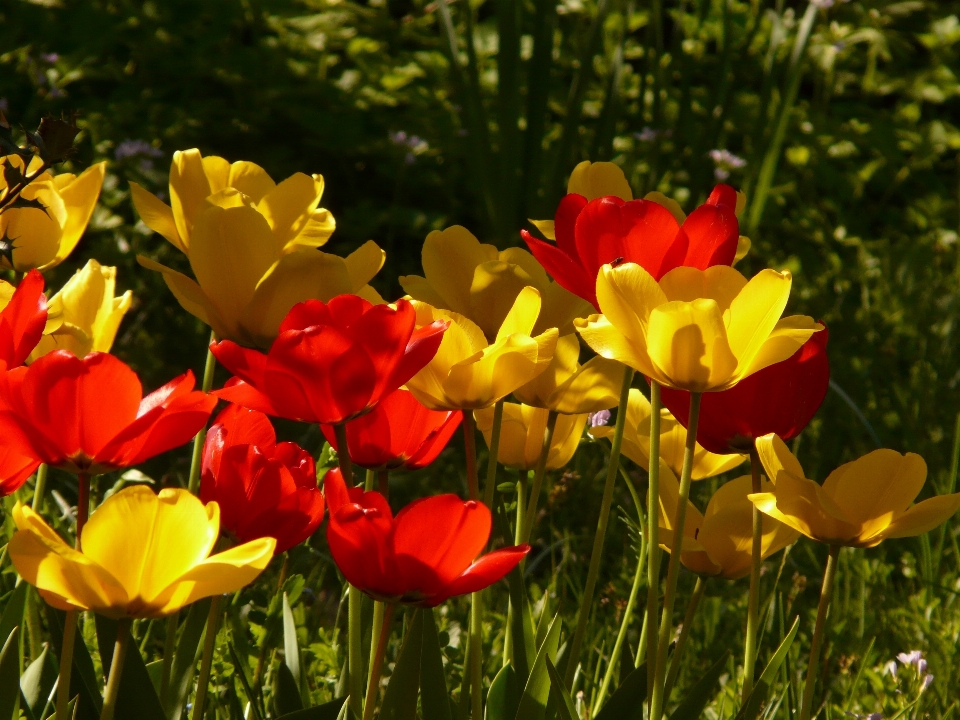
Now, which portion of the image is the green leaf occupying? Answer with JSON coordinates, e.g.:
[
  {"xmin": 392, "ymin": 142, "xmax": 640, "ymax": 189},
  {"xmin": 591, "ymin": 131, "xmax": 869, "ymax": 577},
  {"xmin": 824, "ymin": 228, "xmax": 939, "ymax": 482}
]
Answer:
[
  {"xmin": 513, "ymin": 613, "xmax": 561, "ymax": 720},
  {"xmin": 21, "ymin": 643, "xmax": 58, "ymax": 719},
  {"xmin": 0, "ymin": 582, "xmax": 27, "ymax": 653},
  {"xmin": 275, "ymin": 663, "xmax": 305, "ymax": 715},
  {"xmin": 668, "ymin": 651, "xmax": 729, "ymax": 720},
  {"xmin": 485, "ymin": 663, "xmax": 519, "ymax": 720},
  {"xmin": 594, "ymin": 662, "xmax": 646, "ymax": 720},
  {"xmin": 228, "ymin": 641, "xmax": 265, "ymax": 720},
  {"xmin": 735, "ymin": 617, "xmax": 800, "ymax": 720},
  {"xmin": 420, "ymin": 608, "xmax": 451, "ymax": 720},
  {"xmin": 275, "ymin": 698, "xmax": 348, "ymax": 720},
  {"xmin": 544, "ymin": 657, "xmax": 577, "ymax": 720},
  {"xmin": 41, "ymin": 697, "xmax": 75, "ymax": 720},
  {"xmin": 165, "ymin": 597, "xmax": 211, "ymax": 720},
  {"xmin": 504, "ymin": 566, "xmax": 534, "ymax": 686},
  {"xmin": 379, "ymin": 609, "xmax": 423, "ymax": 720},
  {"xmin": 0, "ymin": 627, "xmax": 21, "ymax": 720},
  {"xmin": 44, "ymin": 606, "xmax": 101, "ymax": 718},
  {"xmin": 94, "ymin": 615, "xmax": 166, "ymax": 720},
  {"xmin": 283, "ymin": 593, "xmax": 303, "ymax": 690}
]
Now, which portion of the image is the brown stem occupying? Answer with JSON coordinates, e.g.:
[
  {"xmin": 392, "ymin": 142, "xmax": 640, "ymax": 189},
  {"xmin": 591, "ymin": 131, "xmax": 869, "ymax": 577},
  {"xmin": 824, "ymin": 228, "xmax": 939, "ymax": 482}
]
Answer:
[{"xmin": 333, "ymin": 423, "xmax": 354, "ymax": 486}]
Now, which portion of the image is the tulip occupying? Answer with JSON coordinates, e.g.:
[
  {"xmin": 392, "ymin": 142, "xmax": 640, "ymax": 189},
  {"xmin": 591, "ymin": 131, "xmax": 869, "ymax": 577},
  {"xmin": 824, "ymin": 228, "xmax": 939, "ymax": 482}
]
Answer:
[
  {"xmin": 0, "ymin": 350, "xmax": 216, "ymax": 475},
  {"xmin": 399, "ymin": 225, "xmax": 592, "ymax": 341},
  {"xmin": 133, "ymin": 148, "xmax": 384, "ymax": 348},
  {"xmin": 575, "ymin": 263, "xmax": 822, "ymax": 393},
  {"xmin": 323, "ymin": 467, "xmax": 529, "ymax": 606},
  {"xmin": 751, "ymin": 433, "xmax": 960, "ymax": 548},
  {"xmin": 30, "ymin": 259, "xmax": 133, "ymax": 360},
  {"xmin": 8, "ymin": 485, "xmax": 275, "ymax": 618},
  {"xmin": 0, "ymin": 157, "xmax": 105, "ymax": 272},
  {"xmin": 320, "ymin": 389, "xmax": 461, "ymax": 472},
  {"xmin": 212, "ymin": 295, "xmax": 447, "ymax": 425},
  {"xmin": 201, "ymin": 405, "xmax": 325, "ymax": 553},
  {"xmin": 0, "ymin": 269, "xmax": 50, "ymax": 370},
  {"xmin": 404, "ymin": 287, "xmax": 559, "ymax": 411},
  {"xmin": 475, "ymin": 402, "xmax": 586, "ymax": 472},
  {"xmin": 660, "ymin": 329, "xmax": 830, "ymax": 455},
  {"xmin": 590, "ymin": 389, "xmax": 746, "ymax": 480}
]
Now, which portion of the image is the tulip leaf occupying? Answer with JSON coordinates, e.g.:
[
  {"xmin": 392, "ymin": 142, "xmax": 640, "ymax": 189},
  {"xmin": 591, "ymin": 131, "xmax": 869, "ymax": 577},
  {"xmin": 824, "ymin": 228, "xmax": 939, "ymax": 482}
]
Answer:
[
  {"xmin": 544, "ymin": 657, "xmax": 578, "ymax": 720},
  {"xmin": 485, "ymin": 663, "xmax": 519, "ymax": 720},
  {"xmin": 44, "ymin": 606, "xmax": 101, "ymax": 718},
  {"xmin": 275, "ymin": 663, "xmax": 305, "ymax": 715},
  {"xmin": 165, "ymin": 597, "xmax": 212, "ymax": 720},
  {"xmin": 275, "ymin": 697, "xmax": 349, "ymax": 720},
  {"xmin": 667, "ymin": 650, "xmax": 729, "ymax": 720},
  {"xmin": 0, "ymin": 581, "xmax": 27, "ymax": 656},
  {"xmin": 504, "ymin": 562, "xmax": 535, "ymax": 686},
  {"xmin": 379, "ymin": 608, "xmax": 424, "ymax": 720},
  {"xmin": 228, "ymin": 641, "xmax": 266, "ymax": 720},
  {"xmin": 94, "ymin": 615, "xmax": 166, "ymax": 720},
  {"xmin": 734, "ymin": 617, "xmax": 800, "ymax": 720},
  {"xmin": 41, "ymin": 697, "xmax": 75, "ymax": 720},
  {"xmin": 21, "ymin": 643, "xmax": 58, "ymax": 719},
  {"xmin": 593, "ymin": 662, "xmax": 646, "ymax": 720},
  {"xmin": 513, "ymin": 612, "xmax": 561, "ymax": 720},
  {"xmin": 0, "ymin": 627, "xmax": 21, "ymax": 720},
  {"xmin": 420, "ymin": 608, "xmax": 451, "ymax": 720},
  {"xmin": 283, "ymin": 592, "xmax": 303, "ymax": 691}
]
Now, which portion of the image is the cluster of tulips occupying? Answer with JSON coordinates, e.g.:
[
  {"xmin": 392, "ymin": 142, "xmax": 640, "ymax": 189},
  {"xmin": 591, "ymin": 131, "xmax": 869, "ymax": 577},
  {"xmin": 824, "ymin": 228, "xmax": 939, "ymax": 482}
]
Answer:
[{"xmin": 1, "ymin": 147, "xmax": 958, "ymax": 720}]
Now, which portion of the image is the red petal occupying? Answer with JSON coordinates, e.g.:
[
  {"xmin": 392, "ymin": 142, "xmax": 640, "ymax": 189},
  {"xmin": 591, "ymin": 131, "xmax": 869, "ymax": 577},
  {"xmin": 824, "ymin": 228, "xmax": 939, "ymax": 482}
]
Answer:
[
  {"xmin": 326, "ymin": 294, "xmax": 375, "ymax": 331},
  {"xmin": 574, "ymin": 196, "xmax": 627, "ymax": 278},
  {"xmin": 404, "ymin": 409, "xmax": 462, "ymax": 471},
  {"xmin": 210, "ymin": 340, "xmax": 268, "ymax": 387},
  {"xmin": 553, "ymin": 193, "xmax": 589, "ymax": 258},
  {"xmin": 352, "ymin": 301, "xmax": 418, "ymax": 401},
  {"xmin": 388, "ymin": 316, "xmax": 447, "ymax": 397},
  {"xmin": 706, "ymin": 184, "xmax": 738, "ymax": 209},
  {"xmin": 272, "ymin": 442, "xmax": 317, "ymax": 488},
  {"xmin": 137, "ymin": 370, "xmax": 195, "ymax": 417},
  {"xmin": 521, "ymin": 230, "xmax": 596, "ymax": 307},
  {"xmin": 431, "ymin": 545, "xmax": 530, "ymax": 605},
  {"xmin": 279, "ymin": 299, "xmax": 335, "ymax": 335},
  {"xmin": 326, "ymin": 493, "xmax": 400, "ymax": 597},
  {"xmin": 321, "ymin": 466, "xmax": 351, "ymax": 514},
  {"xmin": 203, "ymin": 405, "xmax": 277, "ymax": 480},
  {"xmin": 0, "ymin": 269, "xmax": 47, "ymax": 368},
  {"xmin": 0, "ymin": 411, "xmax": 42, "ymax": 496},
  {"xmin": 677, "ymin": 203, "xmax": 739, "ymax": 270},
  {"xmin": 213, "ymin": 378, "xmax": 282, "ymax": 417}
]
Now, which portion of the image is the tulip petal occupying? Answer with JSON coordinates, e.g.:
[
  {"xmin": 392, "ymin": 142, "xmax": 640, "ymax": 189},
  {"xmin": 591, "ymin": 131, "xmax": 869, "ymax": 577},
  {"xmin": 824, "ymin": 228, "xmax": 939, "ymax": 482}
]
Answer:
[
  {"xmin": 646, "ymin": 299, "xmax": 737, "ymax": 391},
  {"xmin": 227, "ymin": 161, "xmax": 276, "ymax": 203},
  {"xmin": 520, "ymin": 232, "xmax": 596, "ymax": 308},
  {"xmin": 432, "ymin": 545, "xmax": 530, "ymax": 605},
  {"xmin": 399, "ymin": 274, "xmax": 447, "ymax": 309},
  {"xmin": 130, "ymin": 181, "xmax": 184, "ymax": 251},
  {"xmin": 468, "ymin": 262, "xmax": 538, "ymax": 341},
  {"xmin": 528, "ymin": 219, "xmax": 556, "ymax": 241},
  {"xmin": 344, "ymin": 240, "xmax": 386, "ymax": 291},
  {"xmin": 553, "ymin": 193, "xmax": 588, "ymax": 257},
  {"xmin": 658, "ymin": 265, "xmax": 746, "ymax": 310},
  {"xmin": 421, "ymin": 226, "xmax": 497, "ymax": 315},
  {"xmin": 566, "ymin": 161, "xmax": 633, "ymax": 201},
  {"xmin": 677, "ymin": 203, "xmax": 739, "ymax": 271},
  {"xmin": 0, "ymin": 269, "xmax": 47, "ymax": 368},
  {"xmin": 737, "ymin": 316, "xmax": 823, "ymax": 380},
  {"xmin": 257, "ymin": 173, "xmax": 324, "ymax": 249},
  {"xmin": 169, "ymin": 149, "xmax": 214, "ymax": 244},
  {"xmin": 596, "ymin": 263, "xmax": 666, "ymax": 350},
  {"xmin": 49, "ymin": 162, "xmax": 106, "ymax": 267},
  {"xmin": 496, "ymin": 286, "xmax": 542, "ymax": 342},
  {"xmin": 872, "ymin": 494, "xmax": 960, "ymax": 544},
  {"xmin": 725, "ymin": 269, "xmax": 792, "ymax": 368},
  {"xmin": 755, "ymin": 434, "xmax": 806, "ymax": 483},
  {"xmin": 136, "ymin": 255, "xmax": 230, "ymax": 339},
  {"xmin": 4, "ymin": 206, "xmax": 62, "ymax": 272}
]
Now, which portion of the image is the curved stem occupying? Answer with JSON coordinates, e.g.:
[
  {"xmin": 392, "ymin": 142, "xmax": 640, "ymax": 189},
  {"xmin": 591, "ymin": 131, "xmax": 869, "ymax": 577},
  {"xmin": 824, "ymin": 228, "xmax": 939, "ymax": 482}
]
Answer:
[
  {"xmin": 191, "ymin": 596, "xmax": 222, "ymax": 720},
  {"xmin": 742, "ymin": 444, "xmax": 763, "ymax": 700},
  {"xmin": 31, "ymin": 463, "xmax": 48, "ymax": 511},
  {"xmin": 100, "ymin": 618, "xmax": 132, "ymax": 720},
  {"xmin": 646, "ymin": 381, "xmax": 662, "ymax": 701},
  {"xmin": 363, "ymin": 604, "xmax": 395, "ymax": 720},
  {"xmin": 482, "ymin": 400, "xmax": 505, "ymax": 509},
  {"xmin": 799, "ymin": 545, "xmax": 840, "ymax": 720},
  {"xmin": 188, "ymin": 334, "xmax": 217, "ymax": 495},
  {"xmin": 651, "ymin": 391, "xmax": 701, "ymax": 720},
  {"xmin": 54, "ymin": 610, "xmax": 77, "ymax": 720},
  {"xmin": 521, "ymin": 410, "xmax": 559, "ymax": 544},
  {"xmin": 463, "ymin": 412, "xmax": 479, "ymax": 501},
  {"xmin": 663, "ymin": 576, "xmax": 707, "ymax": 704},
  {"xmin": 563, "ymin": 366, "xmax": 634, "ymax": 689}
]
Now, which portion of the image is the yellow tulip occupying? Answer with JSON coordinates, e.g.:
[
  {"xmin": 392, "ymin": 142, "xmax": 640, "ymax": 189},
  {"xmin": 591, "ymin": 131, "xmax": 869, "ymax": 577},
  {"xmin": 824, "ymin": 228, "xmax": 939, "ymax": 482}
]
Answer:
[
  {"xmin": 476, "ymin": 402, "xmax": 586, "ymax": 471},
  {"xmin": 399, "ymin": 225, "xmax": 591, "ymax": 341},
  {"xmin": 9, "ymin": 486, "xmax": 274, "ymax": 618},
  {"xmin": 575, "ymin": 263, "xmax": 822, "ymax": 393},
  {"xmin": 590, "ymin": 389, "xmax": 745, "ymax": 480},
  {"xmin": 31, "ymin": 259, "xmax": 132, "ymax": 359},
  {"xmin": 133, "ymin": 149, "xmax": 383, "ymax": 348},
  {"xmin": 404, "ymin": 287, "xmax": 558, "ymax": 410},
  {"xmin": 513, "ymin": 335, "xmax": 622, "ymax": 414},
  {"xmin": 528, "ymin": 161, "xmax": 633, "ymax": 241},
  {"xmin": 751, "ymin": 434, "xmax": 960, "ymax": 548},
  {"xmin": 658, "ymin": 468, "xmax": 798, "ymax": 579},
  {"xmin": 0, "ymin": 157, "xmax": 105, "ymax": 272}
]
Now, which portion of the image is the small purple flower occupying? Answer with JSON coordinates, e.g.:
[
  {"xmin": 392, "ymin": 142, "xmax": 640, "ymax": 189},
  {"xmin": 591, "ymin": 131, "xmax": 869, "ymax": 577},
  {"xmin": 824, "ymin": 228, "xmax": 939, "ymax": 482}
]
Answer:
[
  {"xmin": 896, "ymin": 650, "xmax": 923, "ymax": 667},
  {"xmin": 883, "ymin": 660, "xmax": 897, "ymax": 678},
  {"xmin": 918, "ymin": 658, "xmax": 927, "ymax": 675},
  {"xmin": 115, "ymin": 139, "xmax": 163, "ymax": 161},
  {"xmin": 588, "ymin": 410, "xmax": 611, "ymax": 428},
  {"xmin": 922, "ymin": 674, "xmax": 934, "ymax": 691},
  {"xmin": 389, "ymin": 130, "xmax": 408, "ymax": 146},
  {"xmin": 867, "ymin": 714, "xmax": 883, "ymax": 720},
  {"xmin": 40, "ymin": 53, "xmax": 59, "ymax": 63},
  {"xmin": 634, "ymin": 127, "xmax": 658, "ymax": 142}
]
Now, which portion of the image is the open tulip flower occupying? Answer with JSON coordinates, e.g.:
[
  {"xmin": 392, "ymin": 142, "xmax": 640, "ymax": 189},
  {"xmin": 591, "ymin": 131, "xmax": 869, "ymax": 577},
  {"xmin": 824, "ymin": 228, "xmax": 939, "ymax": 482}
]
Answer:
[
  {"xmin": 0, "ymin": 269, "xmax": 51, "ymax": 370},
  {"xmin": 751, "ymin": 434, "xmax": 960, "ymax": 548},
  {"xmin": 576, "ymin": 263, "xmax": 822, "ymax": 392},
  {"xmin": 399, "ymin": 225, "xmax": 592, "ymax": 340},
  {"xmin": 320, "ymin": 389, "xmax": 461, "ymax": 471},
  {"xmin": 475, "ymin": 402, "xmax": 586, "ymax": 472},
  {"xmin": 513, "ymin": 334, "xmax": 623, "ymax": 415},
  {"xmin": 661, "ymin": 328, "xmax": 830, "ymax": 454},
  {"xmin": 213, "ymin": 295, "xmax": 448, "ymax": 425},
  {"xmin": 590, "ymin": 389, "xmax": 745, "ymax": 480},
  {"xmin": 9, "ymin": 485, "xmax": 275, "ymax": 618},
  {"xmin": 0, "ymin": 350, "xmax": 216, "ymax": 475},
  {"xmin": 323, "ymin": 467, "xmax": 529, "ymax": 605},
  {"xmin": 134, "ymin": 148, "xmax": 385, "ymax": 348},
  {"xmin": 0, "ymin": 157, "xmax": 105, "ymax": 272},
  {"xmin": 404, "ymin": 287, "xmax": 559, "ymax": 411},
  {"xmin": 658, "ymin": 467, "xmax": 798, "ymax": 579},
  {"xmin": 31, "ymin": 259, "xmax": 133, "ymax": 360},
  {"xmin": 202, "ymin": 405, "xmax": 325, "ymax": 553}
]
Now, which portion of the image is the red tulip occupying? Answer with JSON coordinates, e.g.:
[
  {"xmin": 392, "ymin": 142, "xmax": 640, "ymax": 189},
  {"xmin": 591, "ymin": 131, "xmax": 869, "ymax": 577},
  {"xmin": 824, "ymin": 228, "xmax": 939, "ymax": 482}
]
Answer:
[
  {"xmin": 660, "ymin": 328, "xmax": 830, "ymax": 455},
  {"xmin": 0, "ymin": 269, "xmax": 48, "ymax": 370},
  {"xmin": 521, "ymin": 185, "xmax": 740, "ymax": 308},
  {"xmin": 323, "ymin": 467, "xmax": 529, "ymax": 606},
  {"xmin": 0, "ymin": 350, "xmax": 216, "ymax": 475},
  {"xmin": 211, "ymin": 295, "xmax": 448, "ymax": 425},
  {"xmin": 320, "ymin": 389, "xmax": 461, "ymax": 471},
  {"xmin": 201, "ymin": 404, "xmax": 325, "ymax": 553}
]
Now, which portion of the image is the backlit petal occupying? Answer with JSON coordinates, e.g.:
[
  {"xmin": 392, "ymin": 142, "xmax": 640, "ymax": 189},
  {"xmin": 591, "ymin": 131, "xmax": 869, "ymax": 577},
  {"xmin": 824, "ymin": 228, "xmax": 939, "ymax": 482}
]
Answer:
[
  {"xmin": 130, "ymin": 182, "xmax": 183, "ymax": 251},
  {"xmin": 646, "ymin": 299, "xmax": 737, "ymax": 392}
]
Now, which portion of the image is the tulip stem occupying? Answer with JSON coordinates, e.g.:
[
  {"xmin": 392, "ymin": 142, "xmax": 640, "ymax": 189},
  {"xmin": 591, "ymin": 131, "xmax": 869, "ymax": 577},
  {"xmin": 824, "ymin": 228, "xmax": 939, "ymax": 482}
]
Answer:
[
  {"xmin": 645, "ymin": 381, "xmax": 663, "ymax": 701},
  {"xmin": 742, "ymin": 444, "xmax": 764, "ymax": 701},
  {"xmin": 563, "ymin": 366, "xmax": 634, "ymax": 690},
  {"xmin": 367, "ymin": 600, "xmax": 386, "ymax": 703},
  {"xmin": 799, "ymin": 545, "xmax": 840, "ymax": 720},
  {"xmin": 334, "ymin": 423, "xmax": 355, "ymax": 487},
  {"xmin": 54, "ymin": 609, "xmax": 78, "ymax": 720},
  {"xmin": 482, "ymin": 400, "xmax": 504, "ymax": 509},
  {"xmin": 100, "ymin": 618, "xmax": 132, "ymax": 720},
  {"xmin": 460, "ymin": 410, "xmax": 482, "ymax": 718},
  {"xmin": 521, "ymin": 410, "xmax": 559, "ymax": 545},
  {"xmin": 192, "ymin": 595, "xmax": 222, "ymax": 720},
  {"xmin": 364, "ymin": 468, "xmax": 376, "ymax": 491},
  {"xmin": 469, "ymin": 591, "xmax": 483, "ymax": 720},
  {"xmin": 348, "ymin": 585, "xmax": 364, "ymax": 719},
  {"xmin": 159, "ymin": 613, "xmax": 179, "ymax": 706},
  {"xmin": 188, "ymin": 334, "xmax": 217, "ymax": 495},
  {"xmin": 663, "ymin": 576, "xmax": 707, "ymax": 704},
  {"xmin": 462, "ymin": 412, "xmax": 479, "ymax": 501},
  {"xmin": 363, "ymin": 604, "xmax": 395, "ymax": 720},
  {"xmin": 651, "ymin": 391, "xmax": 701, "ymax": 720},
  {"xmin": 76, "ymin": 472, "xmax": 90, "ymax": 550},
  {"xmin": 31, "ymin": 463, "xmax": 48, "ymax": 511}
]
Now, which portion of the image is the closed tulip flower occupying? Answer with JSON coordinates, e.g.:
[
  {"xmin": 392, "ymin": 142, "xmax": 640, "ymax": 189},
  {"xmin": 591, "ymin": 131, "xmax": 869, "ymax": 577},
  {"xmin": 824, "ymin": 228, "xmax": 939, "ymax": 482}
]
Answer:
[
  {"xmin": 9, "ymin": 485, "xmax": 274, "ymax": 618},
  {"xmin": 0, "ymin": 269, "xmax": 50, "ymax": 370},
  {"xmin": 576, "ymin": 263, "xmax": 822, "ymax": 393},
  {"xmin": 0, "ymin": 157, "xmax": 105, "ymax": 272},
  {"xmin": 212, "ymin": 295, "xmax": 447, "ymax": 425},
  {"xmin": 323, "ymin": 467, "xmax": 528, "ymax": 605},
  {"xmin": 476, "ymin": 402, "xmax": 586, "ymax": 472},
  {"xmin": 320, "ymin": 389, "xmax": 461, "ymax": 471},
  {"xmin": 751, "ymin": 434, "xmax": 960, "ymax": 547}
]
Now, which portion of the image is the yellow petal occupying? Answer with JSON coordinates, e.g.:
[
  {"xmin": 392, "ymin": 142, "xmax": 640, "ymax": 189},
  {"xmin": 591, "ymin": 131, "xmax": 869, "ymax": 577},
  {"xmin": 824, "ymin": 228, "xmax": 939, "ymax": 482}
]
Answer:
[
  {"xmin": 658, "ymin": 265, "xmax": 747, "ymax": 310},
  {"xmin": 724, "ymin": 269, "xmax": 792, "ymax": 367},
  {"xmin": 344, "ymin": 240, "xmax": 385, "ymax": 291},
  {"xmin": 755, "ymin": 433, "xmax": 806, "ymax": 483},
  {"xmin": 496, "ymin": 286, "xmax": 542, "ymax": 342},
  {"xmin": 130, "ymin": 181, "xmax": 184, "ymax": 252},
  {"xmin": 567, "ymin": 161, "xmax": 633, "ymax": 201},
  {"xmin": 549, "ymin": 355, "xmax": 623, "ymax": 415},
  {"xmin": 3, "ymin": 207, "xmax": 61, "ymax": 272},
  {"xmin": 227, "ymin": 160, "xmax": 276, "ymax": 202},
  {"xmin": 286, "ymin": 207, "xmax": 336, "ymax": 250},
  {"xmin": 500, "ymin": 247, "xmax": 552, "ymax": 289},
  {"xmin": 136, "ymin": 255, "xmax": 231, "ymax": 339},
  {"xmin": 643, "ymin": 191, "xmax": 686, "ymax": 224},
  {"xmin": 595, "ymin": 263, "xmax": 666, "ymax": 350},
  {"xmin": 528, "ymin": 219, "xmax": 556, "ymax": 241},
  {"xmin": 405, "ymin": 308, "xmax": 486, "ymax": 410},
  {"xmin": 751, "ymin": 470, "xmax": 859, "ymax": 544},
  {"xmin": 646, "ymin": 299, "xmax": 737, "ymax": 392},
  {"xmin": 169, "ymin": 149, "xmax": 214, "ymax": 246},
  {"xmin": 399, "ymin": 274, "xmax": 448, "ymax": 308},
  {"xmin": 870, "ymin": 494, "xmax": 960, "ymax": 545},
  {"xmin": 513, "ymin": 334, "xmax": 580, "ymax": 409},
  {"xmin": 736, "ymin": 316, "xmax": 822, "ymax": 380},
  {"xmin": 576, "ymin": 314, "xmax": 656, "ymax": 379},
  {"xmin": 477, "ymin": 403, "xmax": 583, "ymax": 471},
  {"xmin": 49, "ymin": 162, "xmax": 106, "ymax": 267},
  {"xmin": 733, "ymin": 236, "xmax": 751, "ymax": 265},
  {"xmin": 656, "ymin": 410, "xmax": 746, "ymax": 479},
  {"xmin": 257, "ymin": 173, "xmax": 325, "ymax": 250},
  {"xmin": 421, "ymin": 226, "xmax": 498, "ymax": 315},
  {"xmin": 201, "ymin": 155, "xmax": 231, "ymax": 194},
  {"xmin": 469, "ymin": 261, "xmax": 537, "ymax": 341},
  {"xmin": 658, "ymin": 464, "xmax": 705, "ymax": 546},
  {"xmin": 535, "ymin": 282, "xmax": 594, "ymax": 338}
]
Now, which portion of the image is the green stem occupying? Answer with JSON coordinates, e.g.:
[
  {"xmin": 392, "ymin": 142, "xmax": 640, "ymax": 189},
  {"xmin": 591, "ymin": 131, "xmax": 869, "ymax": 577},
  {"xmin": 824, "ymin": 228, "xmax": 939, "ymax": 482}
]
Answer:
[
  {"xmin": 31, "ymin": 463, "xmax": 48, "ymax": 511},
  {"xmin": 521, "ymin": 410, "xmax": 558, "ymax": 545},
  {"xmin": 482, "ymin": 400, "xmax": 505, "ymax": 509},
  {"xmin": 651, "ymin": 392, "xmax": 702, "ymax": 720},
  {"xmin": 367, "ymin": 601, "xmax": 385, "ymax": 699},
  {"xmin": 100, "ymin": 618, "xmax": 132, "ymax": 720},
  {"xmin": 188, "ymin": 334, "xmax": 217, "ymax": 495},
  {"xmin": 636, "ymin": 599, "xmax": 649, "ymax": 668},
  {"xmin": 159, "ymin": 613, "xmax": 179, "ymax": 705},
  {"xmin": 365, "ymin": 468, "xmax": 376, "ymax": 492},
  {"xmin": 563, "ymin": 366, "xmax": 634, "ymax": 689},
  {"xmin": 459, "ymin": 410, "xmax": 480, "ymax": 715},
  {"xmin": 799, "ymin": 545, "xmax": 840, "ymax": 720},
  {"xmin": 742, "ymin": 444, "xmax": 763, "ymax": 700},
  {"xmin": 363, "ymin": 604, "xmax": 395, "ymax": 720},
  {"xmin": 463, "ymin": 412, "xmax": 479, "ymax": 501},
  {"xmin": 191, "ymin": 596, "xmax": 222, "ymax": 720},
  {"xmin": 469, "ymin": 591, "xmax": 483, "ymax": 720},
  {"xmin": 663, "ymin": 576, "xmax": 707, "ymax": 704},
  {"xmin": 54, "ymin": 610, "xmax": 77, "ymax": 720},
  {"xmin": 646, "ymin": 381, "xmax": 662, "ymax": 701}
]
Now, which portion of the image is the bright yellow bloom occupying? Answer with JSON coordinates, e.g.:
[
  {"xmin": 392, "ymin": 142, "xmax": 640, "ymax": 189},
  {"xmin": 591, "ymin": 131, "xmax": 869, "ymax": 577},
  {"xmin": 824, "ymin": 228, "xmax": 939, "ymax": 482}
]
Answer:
[
  {"xmin": 513, "ymin": 335, "xmax": 622, "ymax": 415},
  {"xmin": 9, "ymin": 486, "xmax": 274, "ymax": 618},
  {"xmin": 590, "ymin": 389, "xmax": 745, "ymax": 480},
  {"xmin": 0, "ymin": 157, "xmax": 105, "ymax": 272},
  {"xmin": 751, "ymin": 434, "xmax": 960, "ymax": 548},
  {"xmin": 404, "ymin": 287, "xmax": 558, "ymax": 410},
  {"xmin": 399, "ymin": 225, "xmax": 591, "ymax": 341},
  {"xmin": 31, "ymin": 259, "xmax": 132, "ymax": 359},
  {"xmin": 658, "ymin": 468, "xmax": 798, "ymax": 579},
  {"xmin": 567, "ymin": 160, "xmax": 634, "ymax": 202},
  {"xmin": 575, "ymin": 263, "xmax": 822, "ymax": 393},
  {"xmin": 476, "ymin": 402, "xmax": 586, "ymax": 471},
  {"xmin": 134, "ymin": 150, "xmax": 383, "ymax": 348}
]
